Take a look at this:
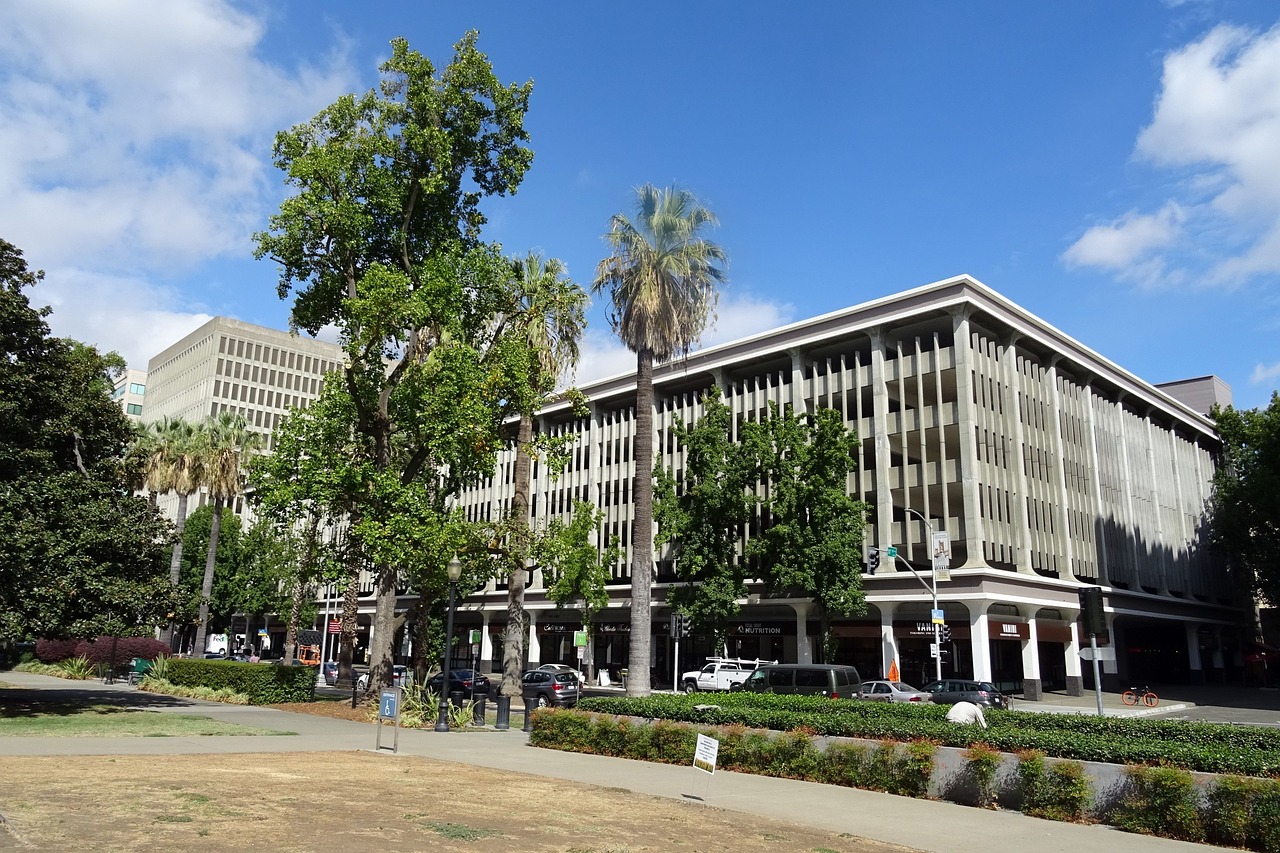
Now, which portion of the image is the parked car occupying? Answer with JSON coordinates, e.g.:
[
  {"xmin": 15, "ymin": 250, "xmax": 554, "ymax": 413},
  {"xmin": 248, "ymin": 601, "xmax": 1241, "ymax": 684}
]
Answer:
[
  {"xmin": 860, "ymin": 680, "xmax": 932, "ymax": 703},
  {"xmin": 521, "ymin": 669, "xmax": 580, "ymax": 708},
  {"xmin": 534, "ymin": 662, "xmax": 587, "ymax": 684},
  {"xmin": 322, "ymin": 661, "xmax": 338, "ymax": 685},
  {"xmin": 737, "ymin": 664, "xmax": 863, "ymax": 700},
  {"xmin": 425, "ymin": 668, "xmax": 490, "ymax": 698},
  {"xmin": 356, "ymin": 665, "xmax": 411, "ymax": 693},
  {"xmin": 920, "ymin": 679, "xmax": 1008, "ymax": 709}
]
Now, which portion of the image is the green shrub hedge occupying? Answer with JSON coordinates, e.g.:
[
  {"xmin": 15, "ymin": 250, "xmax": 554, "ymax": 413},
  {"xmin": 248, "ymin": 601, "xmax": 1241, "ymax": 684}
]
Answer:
[
  {"xmin": 165, "ymin": 659, "xmax": 314, "ymax": 704},
  {"xmin": 576, "ymin": 694, "xmax": 1280, "ymax": 776}
]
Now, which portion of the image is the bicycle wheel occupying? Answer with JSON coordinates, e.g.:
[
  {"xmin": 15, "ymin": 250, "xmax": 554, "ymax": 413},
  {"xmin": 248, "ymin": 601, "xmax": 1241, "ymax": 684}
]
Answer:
[
  {"xmin": 1122, "ymin": 690, "xmax": 1138, "ymax": 705},
  {"xmin": 1143, "ymin": 692, "xmax": 1159, "ymax": 707}
]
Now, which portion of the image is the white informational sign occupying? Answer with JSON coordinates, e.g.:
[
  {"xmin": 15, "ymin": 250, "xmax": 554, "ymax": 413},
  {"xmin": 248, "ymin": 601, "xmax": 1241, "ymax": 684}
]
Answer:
[
  {"xmin": 1079, "ymin": 647, "xmax": 1117, "ymax": 661},
  {"xmin": 930, "ymin": 609, "xmax": 945, "ymax": 624},
  {"xmin": 693, "ymin": 733, "xmax": 719, "ymax": 775},
  {"xmin": 931, "ymin": 531, "xmax": 951, "ymax": 573},
  {"xmin": 930, "ymin": 642, "xmax": 940, "ymax": 659}
]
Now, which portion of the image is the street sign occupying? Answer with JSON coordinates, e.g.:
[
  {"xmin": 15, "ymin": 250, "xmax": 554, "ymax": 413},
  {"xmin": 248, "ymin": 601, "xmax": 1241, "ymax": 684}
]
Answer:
[
  {"xmin": 930, "ymin": 609, "xmax": 944, "ymax": 625},
  {"xmin": 929, "ymin": 642, "xmax": 940, "ymax": 658},
  {"xmin": 327, "ymin": 620, "xmax": 341, "ymax": 634},
  {"xmin": 379, "ymin": 688, "xmax": 400, "ymax": 721},
  {"xmin": 934, "ymin": 567, "xmax": 951, "ymax": 582},
  {"xmin": 1079, "ymin": 647, "xmax": 1116, "ymax": 661},
  {"xmin": 573, "ymin": 630, "xmax": 588, "ymax": 647},
  {"xmin": 468, "ymin": 629, "xmax": 481, "ymax": 644},
  {"xmin": 886, "ymin": 546, "xmax": 898, "ymax": 559}
]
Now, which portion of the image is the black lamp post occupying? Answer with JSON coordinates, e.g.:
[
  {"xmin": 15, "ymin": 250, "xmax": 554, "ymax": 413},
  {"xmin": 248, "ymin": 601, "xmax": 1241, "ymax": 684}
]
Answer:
[{"xmin": 434, "ymin": 555, "xmax": 463, "ymax": 732}]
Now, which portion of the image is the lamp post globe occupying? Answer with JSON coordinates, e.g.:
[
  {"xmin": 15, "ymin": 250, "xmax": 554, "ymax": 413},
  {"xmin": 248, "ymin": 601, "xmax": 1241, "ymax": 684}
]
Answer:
[{"xmin": 434, "ymin": 555, "xmax": 463, "ymax": 732}]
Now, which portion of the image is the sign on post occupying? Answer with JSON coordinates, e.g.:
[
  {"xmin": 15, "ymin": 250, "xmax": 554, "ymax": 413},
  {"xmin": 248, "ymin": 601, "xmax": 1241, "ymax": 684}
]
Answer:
[
  {"xmin": 375, "ymin": 687, "xmax": 402, "ymax": 753},
  {"xmin": 931, "ymin": 532, "xmax": 951, "ymax": 581},
  {"xmin": 1079, "ymin": 647, "xmax": 1116, "ymax": 662},
  {"xmin": 573, "ymin": 630, "xmax": 588, "ymax": 647},
  {"xmin": 693, "ymin": 733, "xmax": 719, "ymax": 775},
  {"xmin": 930, "ymin": 609, "xmax": 945, "ymax": 625}
]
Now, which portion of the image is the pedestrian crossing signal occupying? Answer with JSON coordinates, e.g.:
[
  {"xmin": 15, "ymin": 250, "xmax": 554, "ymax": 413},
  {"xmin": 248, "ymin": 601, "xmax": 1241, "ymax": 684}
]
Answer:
[{"xmin": 867, "ymin": 549, "xmax": 880, "ymax": 574}]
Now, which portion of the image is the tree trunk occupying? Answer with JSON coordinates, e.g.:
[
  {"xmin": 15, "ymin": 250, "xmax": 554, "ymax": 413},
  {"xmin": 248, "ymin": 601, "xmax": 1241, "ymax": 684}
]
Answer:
[
  {"xmin": 193, "ymin": 496, "xmax": 223, "ymax": 656},
  {"xmin": 628, "ymin": 349, "xmax": 655, "ymax": 696},
  {"xmin": 502, "ymin": 414, "xmax": 534, "ymax": 697},
  {"xmin": 336, "ymin": 559, "xmax": 360, "ymax": 689},
  {"xmin": 284, "ymin": 574, "xmax": 303, "ymax": 665},
  {"xmin": 369, "ymin": 563, "xmax": 398, "ymax": 690},
  {"xmin": 160, "ymin": 490, "xmax": 190, "ymax": 650},
  {"xmin": 407, "ymin": 596, "xmax": 433, "ymax": 684}
]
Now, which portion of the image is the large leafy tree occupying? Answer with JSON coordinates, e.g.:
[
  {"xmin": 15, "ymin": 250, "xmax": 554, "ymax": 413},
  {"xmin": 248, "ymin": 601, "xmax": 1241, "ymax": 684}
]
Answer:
[
  {"xmin": 592, "ymin": 184, "xmax": 727, "ymax": 695},
  {"xmin": 743, "ymin": 404, "xmax": 869, "ymax": 659},
  {"xmin": 1211, "ymin": 397, "xmax": 1280, "ymax": 608},
  {"xmin": 655, "ymin": 390, "xmax": 756, "ymax": 651},
  {"xmin": 496, "ymin": 252, "xmax": 587, "ymax": 696},
  {"xmin": 0, "ymin": 238, "xmax": 174, "ymax": 641},
  {"xmin": 254, "ymin": 33, "xmax": 535, "ymax": 690}
]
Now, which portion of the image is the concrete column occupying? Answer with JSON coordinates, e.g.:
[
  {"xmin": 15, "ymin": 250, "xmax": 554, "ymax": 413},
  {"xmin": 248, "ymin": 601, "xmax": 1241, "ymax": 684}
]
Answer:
[
  {"xmin": 791, "ymin": 601, "xmax": 813, "ymax": 664},
  {"xmin": 788, "ymin": 347, "xmax": 808, "ymax": 414},
  {"xmin": 1082, "ymin": 380, "xmax": 1111, "ymax": 585},
  {"xmin": 1145, "ymin": 412, "xmax": 1171, "ymax": 596},
  {"xmin": 1020, "ymin": 610, "xmax": 1042, "ymax": 701},
  {"xmin": 1185, "ymin": 622, "xmax": 1204, "ymax": 684},
  {"xmin": 1047, "ymin": 358, "xmax": 1075, "ymax": 578},
  {"xmin": 527, "ymin": 610, "xmax": 540, "ymax": 667},
  {"xmin": 480, "ymin": 610, "xmax": 493, "ymax": 674},
  {"xmin": 879, "ymin": 602, "xmax": 898, "ymax": 680},
  {"xmin": 970, "ymin": 604, "xmax": 993, "ymax": 682},
  {"xmin": 869, "ymin": 328, "xmax": 895, "ymax": 552},
  {"xmin": 1002, "ymin": 334, "xmax": 1034, "ymax": 573},
  {"xmin": 1064, "ymin": 620, "xmax": 1084, "ymax": 696},
  {"xmin": 950, "ymin": 308, "xmax": 987, "ymax": 568}
]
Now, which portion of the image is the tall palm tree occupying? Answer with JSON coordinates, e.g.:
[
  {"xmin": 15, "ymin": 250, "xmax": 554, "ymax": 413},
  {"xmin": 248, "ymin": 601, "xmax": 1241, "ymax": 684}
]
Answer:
[
  {"xmin": 146, "ymin": 418, "xmax": 204, "ymax": 649},
  {"xmin": 500, "ymin": 252, "xmax": 586, "ymax": 697},
  {"xmin": 592, "ymin": 184, "xmax": 727, "ymax": 696},
  {"xmin": 192, "ymin": 413, "xmax": 260, "ymax": 657}
]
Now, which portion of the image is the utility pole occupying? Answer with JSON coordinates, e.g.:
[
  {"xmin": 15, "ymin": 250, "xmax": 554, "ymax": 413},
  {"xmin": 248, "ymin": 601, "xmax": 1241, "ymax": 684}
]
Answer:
[{"xmin": 871, "ymin": 507, "xmax": 948, "ymax": 683}]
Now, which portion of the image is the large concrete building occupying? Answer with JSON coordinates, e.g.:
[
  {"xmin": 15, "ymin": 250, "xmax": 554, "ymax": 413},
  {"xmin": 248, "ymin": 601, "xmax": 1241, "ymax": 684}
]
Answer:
[
  {"xmin": 442, "ymin": 274, "xmax": 1240, "ymax": 698},
  {"xmin": 111, "ymin": 368, "xmax": 148, "ymax": 422},
  {"xmin": 141, "ymin": 316, "xmax": 344, "ymax": 514}
]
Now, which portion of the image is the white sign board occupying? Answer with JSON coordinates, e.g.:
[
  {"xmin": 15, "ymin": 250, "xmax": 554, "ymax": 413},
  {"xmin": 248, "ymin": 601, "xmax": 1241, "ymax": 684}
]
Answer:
[
  {"xmin": 931, "ymin": 531, "xmax": 951, "ymax": 573},
  {"xmin": 693, "ymin": 733, "xmax": 719, "ymax": 775},
  {"xmin": 1079, "ymin": 647, "xmax": 1117, "ymax": 661}
]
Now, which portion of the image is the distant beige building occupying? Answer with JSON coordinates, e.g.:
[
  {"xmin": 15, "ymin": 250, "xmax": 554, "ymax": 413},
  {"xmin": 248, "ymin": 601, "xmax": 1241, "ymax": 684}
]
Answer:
[
  {"xmin": 141, "ymin": 316, "xmax": 344, "ymax": 514},
  {"xmin": 111, "ymin": 368, "xmax": 147, "ymax": 422}
]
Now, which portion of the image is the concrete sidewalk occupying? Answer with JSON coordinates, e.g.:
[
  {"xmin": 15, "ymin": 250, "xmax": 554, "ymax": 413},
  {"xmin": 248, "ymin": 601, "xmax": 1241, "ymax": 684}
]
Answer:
[{"xmin": 0, "ymin": 671, "xmax": 1231, "ymax": 853}]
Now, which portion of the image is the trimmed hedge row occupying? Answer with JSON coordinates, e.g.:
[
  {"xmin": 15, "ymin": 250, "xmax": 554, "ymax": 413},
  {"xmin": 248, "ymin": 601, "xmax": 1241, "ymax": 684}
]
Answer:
[
  {"xmin": 165, "ymin": 658, "xmax": 315, "ymax": 704},
  {"xmin": 35, "ymin": 636, "xmax": 168, "ymax": 666},
  {"xmin": 535, "ymin": 709, "xmax": 1280, "ymax": 851},
  {"xmin": 576, "ymin": 694, "xmax": 1280, "ymax": 776}
]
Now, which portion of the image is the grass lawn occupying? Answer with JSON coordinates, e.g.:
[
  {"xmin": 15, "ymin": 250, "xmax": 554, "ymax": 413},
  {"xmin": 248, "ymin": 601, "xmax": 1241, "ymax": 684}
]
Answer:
[{"xmin": 0, "ymin": 704, "xmax": 294, "ymax": 738}]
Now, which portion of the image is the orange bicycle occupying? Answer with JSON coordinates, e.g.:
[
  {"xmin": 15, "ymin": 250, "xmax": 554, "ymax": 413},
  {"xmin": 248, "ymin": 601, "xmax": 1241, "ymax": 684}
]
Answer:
[{"xmin": 1122, "ymin": 686, "xmax": 1159, "ymax": 707}]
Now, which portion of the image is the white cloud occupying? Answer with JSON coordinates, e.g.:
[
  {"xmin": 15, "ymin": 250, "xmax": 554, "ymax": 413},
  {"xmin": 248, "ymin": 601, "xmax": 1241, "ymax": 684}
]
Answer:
[
  {"xmin": 1064, "ymin": 22, "xmax": 1280, "ymax": 285},
  {"xmin": 1250, "ymin": 361, "xmax": 1280, "ymax": 385},
  {"xmin": 1062, "ymin": 203, "xmax": 1185, "ymax": 270},
  {"xmin": 0, "ymin": 1, "xmax": 355, "ymax": 364},
  {"xmin": 32, "ymin": 266, "xmax": 212, "ymax": 370},
  {"xmin": 569, "ymin": 293, "xmax": 797, "ymax": 387}
]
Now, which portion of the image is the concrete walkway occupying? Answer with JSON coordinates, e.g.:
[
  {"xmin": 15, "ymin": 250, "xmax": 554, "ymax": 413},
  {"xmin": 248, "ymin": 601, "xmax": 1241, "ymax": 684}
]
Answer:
[{"xmin": 0, "ymin": 671, "xmax": 1234, "ymax": 853}]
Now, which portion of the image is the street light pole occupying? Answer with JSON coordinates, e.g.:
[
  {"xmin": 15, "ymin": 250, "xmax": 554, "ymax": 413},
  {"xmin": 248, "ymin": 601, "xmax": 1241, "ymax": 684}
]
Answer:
[
  {"xmin": 435, "ymin": 555, "xmax": 463, "ymax": 733},
  {"xmin": 898, "ymin": 507, "xmax": 943, "ymax": 683}
]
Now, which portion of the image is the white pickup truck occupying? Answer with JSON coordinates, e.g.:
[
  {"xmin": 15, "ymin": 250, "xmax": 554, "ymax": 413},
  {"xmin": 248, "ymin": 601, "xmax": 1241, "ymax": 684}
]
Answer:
[{"xmin": 681, "ymin": 657, "xmax": 774, "ymax": 693}]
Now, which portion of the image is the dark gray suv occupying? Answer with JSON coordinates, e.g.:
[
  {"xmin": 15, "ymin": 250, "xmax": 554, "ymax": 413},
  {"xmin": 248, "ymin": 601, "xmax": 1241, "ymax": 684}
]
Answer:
[
  {"xmin": 920, "ymin": 679, "xmax": 1008, "ymax": 709},
  {"xmin": 521, "ymin": 669, "xmax": 580, "ymax": 708},
  {"xmin": 738, "ymin": 664, "xmax": 863, "ymax": 700}
]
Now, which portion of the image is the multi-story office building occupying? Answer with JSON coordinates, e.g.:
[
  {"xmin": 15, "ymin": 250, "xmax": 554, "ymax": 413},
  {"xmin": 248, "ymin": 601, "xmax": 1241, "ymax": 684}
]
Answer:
[
  {"xmin": 141, "ymin": 316, "xmax": 344, "ymax": 515},
  {"xmin": 447, "ymin": 274, "xmax": 1240, "ymax": 699},
  {"xmin": 111, "ymin": 368, "xmax": 147, "ymax": 422}
]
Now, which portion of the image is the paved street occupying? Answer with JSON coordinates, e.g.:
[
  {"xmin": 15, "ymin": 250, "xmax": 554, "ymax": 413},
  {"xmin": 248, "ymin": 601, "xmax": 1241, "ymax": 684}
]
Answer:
[{"xmin": 2, "ymin": 671, "xmax": 1257, "ymax": 852}]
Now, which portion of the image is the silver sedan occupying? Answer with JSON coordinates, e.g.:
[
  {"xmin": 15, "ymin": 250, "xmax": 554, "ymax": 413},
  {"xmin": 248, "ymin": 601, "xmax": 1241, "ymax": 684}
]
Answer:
[{"xmin": 860, "ymin": 680, "xmax": 932, "ymax": 703}]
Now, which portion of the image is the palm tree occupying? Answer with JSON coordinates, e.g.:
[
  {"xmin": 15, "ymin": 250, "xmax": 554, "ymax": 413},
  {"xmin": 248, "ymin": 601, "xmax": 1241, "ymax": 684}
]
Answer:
[
  {"xmin": 148, "ymin": 418, "xmax": 204, "ymax": 649},
  {"xmin": 500, "ymin": 252, "xmax": 586, "ymax": 697},
  {"xmin": 592, "ymin": 184, "xmax": 727, "ymax": 696},
  {"xmin": 192, "ymin": 413, "xmax": 260, "ymax": 657}
]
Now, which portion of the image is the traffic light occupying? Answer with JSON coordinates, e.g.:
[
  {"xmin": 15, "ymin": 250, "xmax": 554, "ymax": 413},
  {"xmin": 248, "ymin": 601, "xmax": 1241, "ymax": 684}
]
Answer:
[
  {"xmin": 939, "ymin": 624, "xmax": 951, "ymax": 643},
  {"xmin": 867, "ymin": 549, "xmax": 880, "ymax": 575},
  {"xmin": 1078, "ymin": 586, "xmax": 1106, "ymax": 636},
  {"xmin": 670, "ymin": 613, "xmax": 693, "ymax": 638}
]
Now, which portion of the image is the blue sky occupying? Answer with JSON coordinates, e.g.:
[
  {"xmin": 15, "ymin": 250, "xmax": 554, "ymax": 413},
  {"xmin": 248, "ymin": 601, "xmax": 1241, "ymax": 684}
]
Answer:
[{"xmin": 3, "ymin": 1, "xmax": 1280, "ymax": 408}]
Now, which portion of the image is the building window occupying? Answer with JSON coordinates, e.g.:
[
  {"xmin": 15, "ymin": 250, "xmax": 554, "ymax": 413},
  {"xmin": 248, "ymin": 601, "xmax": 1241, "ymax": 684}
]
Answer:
[
  {"xmin": 126, "ymin": 403, "xmax": 143, "ymax": 415},
  {"xmin": 111, "ymin": 386, "xmax": 125, "ymax": 400},
  {"xmin": 129, "ymin": 382, "xmax": 145, "ymax": 395}
]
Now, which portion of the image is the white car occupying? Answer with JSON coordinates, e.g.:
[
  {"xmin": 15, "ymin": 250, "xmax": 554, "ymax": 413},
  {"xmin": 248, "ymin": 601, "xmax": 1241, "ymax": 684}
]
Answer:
[
  {"xmin": 534, "ymin": 663, "xmax": 587, "ymax": 684},
  {"xmin": 356, "ymin": 665, "xmax": 410, "ymax": 693},
  {"xmin": 860, "ymin": 680, "xmax": 932, "ymax": 703}
]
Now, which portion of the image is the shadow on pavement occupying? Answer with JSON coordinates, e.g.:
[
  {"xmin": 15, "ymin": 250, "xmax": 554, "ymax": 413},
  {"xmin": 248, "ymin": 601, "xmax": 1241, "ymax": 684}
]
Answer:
[{"xmin": 0, "ymin": 686, "xmax": 197, "ymax": 717}]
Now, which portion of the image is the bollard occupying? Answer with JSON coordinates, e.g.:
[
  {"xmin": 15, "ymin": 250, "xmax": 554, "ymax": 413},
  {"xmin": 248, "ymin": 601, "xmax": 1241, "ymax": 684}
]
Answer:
[
  {"xmin": 450, "ymin": 690, "xmax": 465, "ymax": 709},
  {"xmin": 472, "ymin": 693, "xmax": 486, "ymax": 726},
  {"xmin": 495, "ymin": 695, "xmax": 511, "ymax": 730},
  {"xmin": 522, "ymin": 702, "xmax": 534, "ymax": 732}
]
